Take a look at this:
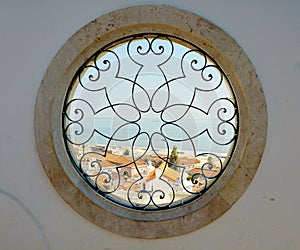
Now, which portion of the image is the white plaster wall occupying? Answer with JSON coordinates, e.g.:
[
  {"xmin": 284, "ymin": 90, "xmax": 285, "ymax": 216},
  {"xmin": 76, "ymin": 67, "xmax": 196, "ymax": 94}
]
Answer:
[{"xmin": 0, "ymin": 0, "xmax": 299, "ymax": 249}]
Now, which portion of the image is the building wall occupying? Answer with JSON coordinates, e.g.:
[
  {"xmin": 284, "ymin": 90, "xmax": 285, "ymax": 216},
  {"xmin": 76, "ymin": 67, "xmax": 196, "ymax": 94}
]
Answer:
[{"xmin": 0, "ymin": 0, "xmax": 299, "ymax": 249}]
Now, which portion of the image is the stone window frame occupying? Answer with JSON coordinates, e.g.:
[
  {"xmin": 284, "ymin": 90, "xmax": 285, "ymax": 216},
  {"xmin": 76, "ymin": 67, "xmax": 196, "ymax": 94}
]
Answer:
[{"xmin": 35, "ymin": 5, "xmax": 267, "ymax": 238}]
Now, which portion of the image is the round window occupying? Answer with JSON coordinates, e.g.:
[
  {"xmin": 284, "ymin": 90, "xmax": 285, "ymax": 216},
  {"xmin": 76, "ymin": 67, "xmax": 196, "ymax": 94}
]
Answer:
[
  {"xmin": 35, "ymin": 5, "xmax": 267, "ymax": 238},
  {"xmin": 63, "ymin": 34, "xmax": 238, "ymax": 210}
]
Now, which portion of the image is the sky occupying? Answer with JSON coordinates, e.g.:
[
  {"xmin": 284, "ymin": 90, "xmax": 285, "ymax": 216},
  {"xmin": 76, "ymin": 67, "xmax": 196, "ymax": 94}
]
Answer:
[{"xmin": 64, "ymin": 36, "xmax": 237, "ymax": 154}]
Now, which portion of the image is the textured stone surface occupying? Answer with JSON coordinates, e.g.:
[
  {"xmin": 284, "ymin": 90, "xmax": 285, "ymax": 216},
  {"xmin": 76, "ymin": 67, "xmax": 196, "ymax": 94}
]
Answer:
[{"xmin": 35, "ymin": 5, "xmax": 267, "ymax": 238}]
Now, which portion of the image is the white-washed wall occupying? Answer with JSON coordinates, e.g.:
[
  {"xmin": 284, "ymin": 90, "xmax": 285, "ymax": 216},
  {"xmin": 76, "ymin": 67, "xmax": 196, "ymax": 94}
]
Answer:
[{"xmin": 0, "ymin": 0, "xmax": 299, "ymax": 249}]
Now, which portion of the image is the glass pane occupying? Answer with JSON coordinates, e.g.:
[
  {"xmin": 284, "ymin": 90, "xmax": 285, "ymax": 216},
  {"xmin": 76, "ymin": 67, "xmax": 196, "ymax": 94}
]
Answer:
[{"xmin": 63, "ymin": 35, "xmax": 238, "ymax": 210}]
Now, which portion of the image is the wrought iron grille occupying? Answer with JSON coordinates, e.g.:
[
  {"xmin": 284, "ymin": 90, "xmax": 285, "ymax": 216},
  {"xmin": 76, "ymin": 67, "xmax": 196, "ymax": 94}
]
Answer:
[{"xmin": 63, "ymin": 34, "xmax": 238, "ymax": 210}]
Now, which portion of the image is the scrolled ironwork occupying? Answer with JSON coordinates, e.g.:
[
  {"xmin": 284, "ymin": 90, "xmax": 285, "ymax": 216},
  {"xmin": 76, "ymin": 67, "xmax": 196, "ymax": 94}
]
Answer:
[{"xmin": 63, "ymin": 34, "xmax": 238, "ymax": 210}]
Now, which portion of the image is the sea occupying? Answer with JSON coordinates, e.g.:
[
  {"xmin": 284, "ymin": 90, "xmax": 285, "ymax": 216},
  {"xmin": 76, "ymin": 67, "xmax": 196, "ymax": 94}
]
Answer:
[{"xmin": 74, "ymin": 117, "xmax": 233, "ymax": 155}]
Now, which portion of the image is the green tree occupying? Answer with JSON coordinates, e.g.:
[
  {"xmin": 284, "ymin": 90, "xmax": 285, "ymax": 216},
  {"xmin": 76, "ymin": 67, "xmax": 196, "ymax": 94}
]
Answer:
[
  {"xmin": 169, "ymin": 146, "xmax": 179, "ymax": 170},
  {"xmin": 124, "ymin": 148, "xmax": 130, "ymax": 156},
  {"xmin": 207, "ymin": 156, "xmax": 214, "ymax": 169}
]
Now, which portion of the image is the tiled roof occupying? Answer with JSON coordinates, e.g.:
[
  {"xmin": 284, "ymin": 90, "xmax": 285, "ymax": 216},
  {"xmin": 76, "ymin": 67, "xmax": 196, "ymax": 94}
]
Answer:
[
  {"xmin": 158, "ymin": 163, "xmax": 180, "ymax": 182},
  {"xmin": 145, "ymin": 169, "xmax": 156, "ymax": 182},
  {"xmin": 187, "ymin": 168, "xmax": 202, "ymax": 175},
  {"xmin": 81, "ymin": 152, "xmax": 145, "ymax": 167},
  {"xmin": 105, "ymin": 153, "xmax": 145, "ymax": 167},
  {"xmin": 178, "ymin": 157, "xmax": 200, "ymax": 166}
]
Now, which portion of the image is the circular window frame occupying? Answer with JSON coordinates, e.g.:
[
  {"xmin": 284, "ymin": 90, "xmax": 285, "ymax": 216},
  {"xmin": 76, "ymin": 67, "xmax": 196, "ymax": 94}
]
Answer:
[{"xmin": 35, "ymin": 5, "xmax": 267, "ymax": 238}]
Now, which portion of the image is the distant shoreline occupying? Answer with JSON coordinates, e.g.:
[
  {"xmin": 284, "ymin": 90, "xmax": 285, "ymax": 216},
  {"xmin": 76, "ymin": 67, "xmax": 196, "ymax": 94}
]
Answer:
[{"xmin": 84, "ymin": 143, "xmax": 227, "ymax": 159}]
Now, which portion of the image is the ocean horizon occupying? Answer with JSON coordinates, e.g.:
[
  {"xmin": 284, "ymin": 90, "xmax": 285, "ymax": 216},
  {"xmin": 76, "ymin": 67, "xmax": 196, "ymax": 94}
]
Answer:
[{"xmin": 69, "ymin": 117, "xmax": 233, "ymax": 155}]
